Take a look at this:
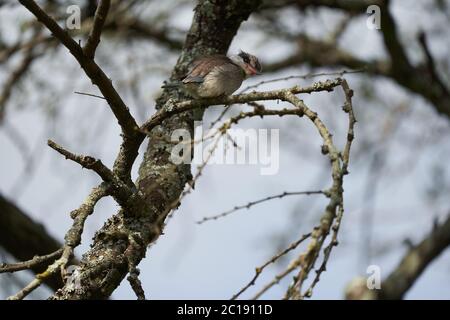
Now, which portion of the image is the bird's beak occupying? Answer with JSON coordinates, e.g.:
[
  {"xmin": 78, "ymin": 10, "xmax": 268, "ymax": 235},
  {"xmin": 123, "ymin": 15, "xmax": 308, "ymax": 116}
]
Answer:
[{"xmin": 247, "ymin": 65, "xmax": 261, "ymax": 76}]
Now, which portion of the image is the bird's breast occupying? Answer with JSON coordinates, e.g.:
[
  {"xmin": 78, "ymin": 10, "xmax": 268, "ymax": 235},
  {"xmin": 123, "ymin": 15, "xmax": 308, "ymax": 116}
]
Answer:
[{"xmin": 198, "ymin": 65, "xmax": 244, "ymax": 98}]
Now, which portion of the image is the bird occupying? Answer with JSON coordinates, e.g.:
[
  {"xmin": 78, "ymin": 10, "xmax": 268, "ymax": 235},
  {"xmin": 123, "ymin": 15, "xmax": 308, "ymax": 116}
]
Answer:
[{"xmin": 163, "ymin": 50, "xmax": 262, "ymax": 99}]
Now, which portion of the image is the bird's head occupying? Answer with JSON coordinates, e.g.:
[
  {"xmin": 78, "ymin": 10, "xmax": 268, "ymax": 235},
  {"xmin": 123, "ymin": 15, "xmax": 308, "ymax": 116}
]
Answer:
[{"xmin": 231, "ymin": 50, "xmax": 262, "ymax": 77}]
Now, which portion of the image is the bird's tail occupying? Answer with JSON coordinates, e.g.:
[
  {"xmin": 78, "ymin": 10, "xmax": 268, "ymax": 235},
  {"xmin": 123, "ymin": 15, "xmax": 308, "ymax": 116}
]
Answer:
[{"xmin": 161, "ymin": 81, "xmax": 182, "ymax": 89}]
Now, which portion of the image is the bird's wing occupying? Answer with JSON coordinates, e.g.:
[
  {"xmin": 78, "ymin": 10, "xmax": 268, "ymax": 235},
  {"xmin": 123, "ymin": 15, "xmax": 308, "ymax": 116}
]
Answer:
[{"xmin": 182, "ymin": 55, "xmax": 235, "ymax": 84}]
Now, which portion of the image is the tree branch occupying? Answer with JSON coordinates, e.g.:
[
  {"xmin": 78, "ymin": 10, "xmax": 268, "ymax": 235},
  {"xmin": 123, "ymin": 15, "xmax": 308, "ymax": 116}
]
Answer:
[
  {"xmin": 104, "ymin": 17, "xmax": 182, "ymax": 51},
  {"xmin": 0, "ymin": 249, "xmax": 63, "ymax": 273},
  {"xmin": 7, "ymin": 246, "xmax": 72, "ymax": 300},
  {"xmin": 48, "ymin": 140, "xmax": 116, "ymax": 184},
  {"xmin": 18, "ymin": 1, "xmax": 140, "ymax": 172},
  {"xmin": 232, "ymin": 233, "xmax": 311, "ymax": 299},
  {"xmin": 83, "ymin": 0, "xmax": 110, "ymax": 59},
  {"xmin": 281, "ymin": 80, "xmax": 356, "ymax": 300},
  {"xmin": 141, "ymin": 78, "xmax": 343, "ymax": 134},
  {"xmin": 47, "ymin": 140, "xmax": 140, "ymax": 213},
  {"xmin": 0, "ymin": 45, "xmax": 41, "ymax": 123},
  {"xmin": 198, "ymin": 190, "xmax": 324, "ymax": 224}
]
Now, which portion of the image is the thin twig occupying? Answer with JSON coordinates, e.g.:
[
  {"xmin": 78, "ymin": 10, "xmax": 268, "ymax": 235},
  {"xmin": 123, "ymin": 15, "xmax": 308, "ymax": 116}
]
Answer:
[
  {"xmin": 282, "ymin": 79, "xmax": 355, "ymax": 300},
  {"xmin": 232, "ymin": 233, "xmax": 311, "ymax": 300},
  {"xmin": 125, "ymin": 234, "xmax": 146, "ymax": 300},
  {"xmin": 48, "ymin": 140, "xmax": 140, "ymax": 213},
  {"xmin": 0, "ymin": 249, "xmax": 63, "ymax": 273},
  {"xmin": 251, "ymin": 263, "xmax": 298, "ymax": 300},
  {"xmin": 239, "ymin": 69, "xmax": 365, "ymax": 94},
  {"xmin": 74, "ymin": 91, "xmax": 106, "ymax": 100},
  {"xmin": 48, "ymin": 139, "xmax": 115, "ymax": 183},
  {"xmin": 7, "ymin": 246, "xmax": 72, "ymax": 300},
  {"xmin": 198, "ymin": 191, "xmax": 325, "ymax": 224},
  {"xmin": 208, "ymin": 105, "xmax": 232, "ymax": 129}
]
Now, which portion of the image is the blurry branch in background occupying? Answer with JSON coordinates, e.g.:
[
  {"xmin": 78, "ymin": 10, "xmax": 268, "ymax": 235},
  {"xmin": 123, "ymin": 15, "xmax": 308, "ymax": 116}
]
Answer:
[
  {"xmin": 263, "ymin": 0, "xmax": 450, "ymax": 119},
  {"xmin": 0, "ymin": 0, "xmax": 180, "ymax": 122},
  {"xmin": 1, "ymin": 121, "xmax": 31, "ymax": 167},
  {"xmin": 346, "ymin": 214, "xmax": 450, "ymax": 300},
  {"xmin": 0, "ymin": 44, "xmax": 42, "ymax": 123},
  {"xmin": 417, "ymin": 31, "xmax": 449, "ymax": 100},
  {"xmin": 261, "ymin": 0, "xmax": 383, "ymax": 11},
  {"xmin": 262, "ymin": 34, "xmax": 389, "ymax": 74},
  {"xmin": 359, "ymin": 102, "xmax": 409, "ymax": 269},
  {"xmin": 104, "ymin": 16, "xmax": 182, "ymax": 50},
  {"xmin": 239, "ymin": 69, "xmax": 365, "ymax": 93},
  {"xmin": 0, "ymin": 194, "xmax": 63, "ymax": 292}
]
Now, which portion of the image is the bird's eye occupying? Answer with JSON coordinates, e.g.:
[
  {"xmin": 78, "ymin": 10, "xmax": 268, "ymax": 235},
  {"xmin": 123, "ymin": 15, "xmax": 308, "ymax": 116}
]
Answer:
[{"xmin": 243, "ymin": 56, "xmax": 250, "ymax": 64}]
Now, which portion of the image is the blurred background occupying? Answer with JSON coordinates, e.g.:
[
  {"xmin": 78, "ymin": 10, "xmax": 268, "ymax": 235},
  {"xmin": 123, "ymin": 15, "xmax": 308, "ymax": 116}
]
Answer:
[{"xmin": 0, "ymin": 0, "xmax": 449, "ymax": 299}]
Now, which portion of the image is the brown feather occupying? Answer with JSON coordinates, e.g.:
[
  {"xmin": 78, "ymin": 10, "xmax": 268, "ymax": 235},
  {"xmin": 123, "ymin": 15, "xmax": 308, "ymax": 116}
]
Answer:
[{"xmin": 183, "ymin": 55, "xmax": 238, "ymax": 84}]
